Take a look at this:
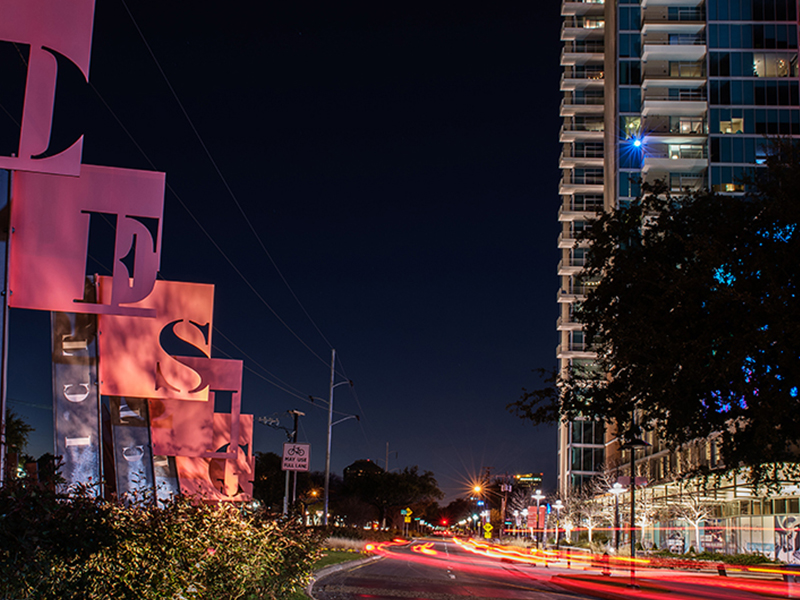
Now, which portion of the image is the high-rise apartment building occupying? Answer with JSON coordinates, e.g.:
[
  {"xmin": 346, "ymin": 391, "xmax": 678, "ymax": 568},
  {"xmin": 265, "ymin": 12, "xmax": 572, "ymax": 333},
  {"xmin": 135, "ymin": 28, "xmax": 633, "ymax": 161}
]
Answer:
[{"xmin": 557, "ymin": 0, "xmax": 800, "ymax": 497}]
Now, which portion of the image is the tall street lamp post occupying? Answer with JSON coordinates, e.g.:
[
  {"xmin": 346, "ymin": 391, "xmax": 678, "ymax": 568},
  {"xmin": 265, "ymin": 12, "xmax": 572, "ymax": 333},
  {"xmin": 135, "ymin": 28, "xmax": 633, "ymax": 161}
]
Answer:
[
  {"xmin": 533, "ymin": 489, "xmax": 544, "ymax": 547},
  {"xmin": 609, "ymin": 482, "xmax": 626, "ymax": 552},
  {"xmin": 621, "ymin": 432, "xmax": 650, "ymax": 588},
  {"xmin": 554, "ymin": 499, "xmax": 564, "ymax": 550}
]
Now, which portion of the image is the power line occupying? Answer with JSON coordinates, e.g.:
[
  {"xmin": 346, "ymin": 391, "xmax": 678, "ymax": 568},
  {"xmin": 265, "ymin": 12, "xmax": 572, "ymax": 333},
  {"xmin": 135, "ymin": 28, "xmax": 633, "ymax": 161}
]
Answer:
[{"xmin": 118, "ymin": 0, "xmax": 336, "ymax": 353}]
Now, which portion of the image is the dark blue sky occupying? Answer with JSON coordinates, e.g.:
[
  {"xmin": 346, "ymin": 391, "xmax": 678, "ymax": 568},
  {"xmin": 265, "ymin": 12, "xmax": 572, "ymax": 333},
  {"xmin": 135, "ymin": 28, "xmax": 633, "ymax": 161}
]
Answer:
[{"xmin": 8, "ymin": 1, "xmax": 563, "ymax": 501}]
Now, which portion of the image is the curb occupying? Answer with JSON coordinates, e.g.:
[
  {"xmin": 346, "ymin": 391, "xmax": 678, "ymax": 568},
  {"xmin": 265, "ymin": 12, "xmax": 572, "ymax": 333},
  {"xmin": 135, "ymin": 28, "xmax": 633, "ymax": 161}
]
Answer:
[{"xmin": 306, "ymin": 555, "xmax": 383, "ymax": 599}]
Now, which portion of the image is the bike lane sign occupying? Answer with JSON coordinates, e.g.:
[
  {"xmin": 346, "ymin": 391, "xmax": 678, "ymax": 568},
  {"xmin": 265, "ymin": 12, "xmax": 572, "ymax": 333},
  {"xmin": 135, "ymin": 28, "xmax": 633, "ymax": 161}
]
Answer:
[{"xmin": 282, "ymin": 443, "xmax": 310, "ymax": 471}]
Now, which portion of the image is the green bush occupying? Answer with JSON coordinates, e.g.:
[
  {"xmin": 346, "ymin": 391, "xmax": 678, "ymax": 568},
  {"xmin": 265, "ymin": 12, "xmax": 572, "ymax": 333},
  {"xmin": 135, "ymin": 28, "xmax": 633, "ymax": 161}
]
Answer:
[{"xmin": 0, "ymin": 479, "xmax": 323, "ymax": 599}]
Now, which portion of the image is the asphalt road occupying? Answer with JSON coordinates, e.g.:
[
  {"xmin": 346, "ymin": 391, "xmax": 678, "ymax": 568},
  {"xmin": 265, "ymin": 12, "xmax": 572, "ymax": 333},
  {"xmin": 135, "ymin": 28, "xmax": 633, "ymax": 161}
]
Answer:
[{"xmin": 310, "ymin": 539, "xmax": 595, "ymax": 600}]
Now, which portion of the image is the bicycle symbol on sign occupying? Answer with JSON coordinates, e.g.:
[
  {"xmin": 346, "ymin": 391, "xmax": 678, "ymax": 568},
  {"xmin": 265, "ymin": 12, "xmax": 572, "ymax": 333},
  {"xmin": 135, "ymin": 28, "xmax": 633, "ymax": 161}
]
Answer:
[{"xmin": 287, "ymin": 445, "xmax": 306, "ymax": 457}]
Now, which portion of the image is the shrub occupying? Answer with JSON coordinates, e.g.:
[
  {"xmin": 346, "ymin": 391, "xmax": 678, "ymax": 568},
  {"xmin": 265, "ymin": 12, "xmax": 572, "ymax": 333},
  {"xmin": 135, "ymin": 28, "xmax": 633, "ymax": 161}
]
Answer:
[{"xmin": 0, "ymin": 479, "xmax": 323, "ymax": 599}]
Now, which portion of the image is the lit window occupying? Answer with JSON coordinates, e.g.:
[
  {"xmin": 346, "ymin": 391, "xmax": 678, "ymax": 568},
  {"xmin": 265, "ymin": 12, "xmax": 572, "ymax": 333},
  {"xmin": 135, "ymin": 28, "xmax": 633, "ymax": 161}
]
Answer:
[
  {"xmin": 621, "ymin": 116, "xmax": 642, "ymax": 138},
  {"xmin": 719, "ymin": 118, "xmax": 744, "ymax": 134}
]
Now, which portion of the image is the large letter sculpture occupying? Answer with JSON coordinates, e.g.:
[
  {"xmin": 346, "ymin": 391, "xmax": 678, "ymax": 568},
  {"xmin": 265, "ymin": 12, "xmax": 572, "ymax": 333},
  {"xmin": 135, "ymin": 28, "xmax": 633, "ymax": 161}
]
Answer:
[
  {"xmin": 0, "ymin": 0, "xmax": 95, "ymax": 175},
  {"xmin": 9, "ymin": 164, "xmax": 165, "ymax": 316},
  {"xmin": 3, "ymin": 0, "xmax": 256, "ymax": 505},
  {"xmin": 149, "ymin": 358, "xmax": 254, "ymax": 502},
  {"xmin": 51, "ymin": 303, "xmax": 100, "ymax": 495},
  {"xmin": 97, "ymin": 279, "xmax": 215, "ymax": 402}
]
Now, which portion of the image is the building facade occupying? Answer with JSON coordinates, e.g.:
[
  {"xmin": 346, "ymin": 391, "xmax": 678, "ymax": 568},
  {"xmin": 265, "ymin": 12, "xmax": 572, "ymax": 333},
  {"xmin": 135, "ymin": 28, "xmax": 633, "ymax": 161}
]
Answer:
[{"xmin": 557, "ymin": 0, "xmax": 800, "ymax": 497}]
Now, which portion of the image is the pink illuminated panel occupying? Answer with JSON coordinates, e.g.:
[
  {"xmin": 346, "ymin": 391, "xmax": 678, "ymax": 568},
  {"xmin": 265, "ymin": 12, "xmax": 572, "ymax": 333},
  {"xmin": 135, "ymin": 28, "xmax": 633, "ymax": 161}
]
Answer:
[
  {"xmin": 9, "ymin": 164, "xmax": 165, "ymax": 316},
  {"xmin": 149, "ymin": 359, "xmax": 243, "ymax": 458},
  {"xmin": 0, "ymin": 0, "xmax": 95, "ymax": 175},
  {"xmin": 98, "ymin": 279, "xmax": 214, "ymax": 401},
  {"xmin": 174, "ymin": 415, "xmax": 254, "ymax": 502}
]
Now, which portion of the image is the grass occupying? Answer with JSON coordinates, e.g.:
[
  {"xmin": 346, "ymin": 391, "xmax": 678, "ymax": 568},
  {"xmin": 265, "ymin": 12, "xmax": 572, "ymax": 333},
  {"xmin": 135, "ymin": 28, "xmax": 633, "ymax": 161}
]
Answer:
[
  {"xmin": 315, "ymin": 550, "xmax": 367, "ymax": 570},
  {"xmin": 285, "ymin": 548, "xmax": 370, "ymax": 599}
]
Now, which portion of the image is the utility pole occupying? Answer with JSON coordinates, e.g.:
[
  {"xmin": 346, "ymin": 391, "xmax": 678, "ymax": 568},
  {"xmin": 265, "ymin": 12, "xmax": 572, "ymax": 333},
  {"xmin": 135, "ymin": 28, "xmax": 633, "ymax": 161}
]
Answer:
[
  {"xmin": 323, "ymin": 349, "xmax": 335, "ymax": 526},
  {"xmin": 500, "ymin": 473, "xmax": 512, "ymax": 537},
  {"xmin": 285, "ymin": 409, "xmax": 305, "ymax": 514}
]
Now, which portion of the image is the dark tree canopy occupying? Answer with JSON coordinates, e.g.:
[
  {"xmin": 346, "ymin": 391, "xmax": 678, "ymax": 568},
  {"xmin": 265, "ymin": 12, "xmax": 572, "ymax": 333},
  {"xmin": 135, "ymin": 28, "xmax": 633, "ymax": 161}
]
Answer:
[
  {"xmin": 510, "ymin": 140, "xmax": 800, "ymax": 483},
  {"xmin": 5, "ymin": 409, "xmax": 33, "ymax": 454},
  {"xmin": 342, "ymin": 460, "xmax": 443, "ymax": 524}
]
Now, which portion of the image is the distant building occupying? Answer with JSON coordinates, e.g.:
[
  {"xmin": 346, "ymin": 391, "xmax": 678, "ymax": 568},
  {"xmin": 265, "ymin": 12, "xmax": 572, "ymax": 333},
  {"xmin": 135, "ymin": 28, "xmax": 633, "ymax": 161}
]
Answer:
[
  {"xmin": 514, "ymin": 473, "xmax": 543, "ymax": 490},
  {"xmin": 343, "ymin": 459, "xmax": 384, "ymax": 479}
]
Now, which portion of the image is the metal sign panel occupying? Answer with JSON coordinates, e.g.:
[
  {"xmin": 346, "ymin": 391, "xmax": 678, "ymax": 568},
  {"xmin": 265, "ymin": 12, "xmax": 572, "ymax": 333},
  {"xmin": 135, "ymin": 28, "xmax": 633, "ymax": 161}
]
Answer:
[
  {"xmin": 153, "ymin": 454, "xmax": 180, "ymax": 507},
  {"xmin": 109, "ymin": 397, "xmax": 154, "ymax": 504},
  {"xmin": 174, "ymin": 414, "xmax": 254, "ymax": 502},
  {"xmin": 97, "ymin": 279, "xmax": 214, "ymax": 401},
  {"xmin": 148, "ymin": 359, "xmax": 243, "ymax": 458},
  {"xmin": 0, "ymin": 0, "xmax": 95, "ymax": 175},
  {"xmin": 52, "ymin": 309, "xmax": 100, "ymax": 495},
  {"xmin": 281, "ymin": 443, "xmax": 310, "ymax": 472},
  {"xmin": 9, "ymin": 165, "xmax": 165, "ymax": 316}
]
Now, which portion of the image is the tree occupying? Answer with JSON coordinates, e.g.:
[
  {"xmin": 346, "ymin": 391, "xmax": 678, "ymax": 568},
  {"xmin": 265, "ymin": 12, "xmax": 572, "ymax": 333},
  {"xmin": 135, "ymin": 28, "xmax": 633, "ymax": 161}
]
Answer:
[
  {"xmin": 5, "ymin": 409, "xmax": 33, "ymax": 454},
  {"xmin": 670, "ymin": 484, "xmax": 715, "ymax": 553},
  {"xmin": 341, "ymin": 461, "xmax": 443, "ymax": 527},
  {"xmin": 252, "ymin": 452, "xmax": 284, "ymax": 511},
  {"xmin": 510, "ymin": 140, "xmax": 800, "ymax": 486}
]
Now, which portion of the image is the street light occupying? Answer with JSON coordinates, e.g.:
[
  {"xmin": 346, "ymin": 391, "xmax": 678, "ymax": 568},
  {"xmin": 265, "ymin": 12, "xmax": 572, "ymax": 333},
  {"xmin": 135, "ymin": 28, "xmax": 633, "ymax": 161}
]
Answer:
[
  {"xmin": 533, "ymin": 489, "xmax": 544, "ymax": 547},
  {"xmin": 621, "ymin": 432, "xmax": 650, "ymax": 588},
  {"xmin": 320, "ymin": 349, "xmax": 354, "ymax": 526},
  {"xmin": 609, "ymin": 482, "xmax": 627, "ymax": 552},
  {"xmin": 554, "ymin": 499, "xmax": 564, "ymax": 550}
]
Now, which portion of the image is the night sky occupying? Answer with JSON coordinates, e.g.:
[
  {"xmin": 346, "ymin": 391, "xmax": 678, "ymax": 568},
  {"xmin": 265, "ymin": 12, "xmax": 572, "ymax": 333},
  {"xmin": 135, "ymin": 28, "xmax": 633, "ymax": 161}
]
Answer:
[{"xmin": 7, "ymin": 1, "xmax": 563, "ymax": 501}]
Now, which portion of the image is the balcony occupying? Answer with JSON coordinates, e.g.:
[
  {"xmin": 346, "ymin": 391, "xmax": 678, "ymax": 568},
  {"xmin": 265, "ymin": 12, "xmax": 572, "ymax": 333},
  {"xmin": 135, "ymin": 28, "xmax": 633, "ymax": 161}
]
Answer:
[
  {"xmin": 642, "ymin": 0, "xmax": 707, "ymax": 7},
  {"xmin": 642, "ymin": 62, "xmax": 705, "ymax": 89},
  {"xmin": 560, "ymin": 122, "xmax": 605, "ymax": 142},
  {"xmin": 562, "ymin": 0, "xmax": 604, "ymax": 17},
  {"xmin": 559, "ymin": 177, "xmax": 604, "ymax": 195},
  {"xmin": 557, "ymin": 287, "xmax": 590, "ymax": 303},
  {"xmin": 559, "ymin": 152, "xmax": 604, "ymax": 168},
  {"xmin": 557, "ymin": 258, "xmax": 587, "ymax": 276},
  {"xmin": 562, "ymin": 17, "xmax": 605, "ymax": 41},
  {"xmin": 642, "ymin": 7, "xmax": 705, "ymax": 35},
  {"xmin": 642, "ymin": 146, "xmax": 708, "ymax": 173},
  {"xmin": 556, "ymin": 343, "xmax": 597, "ymax": 360},
  {"xmin": 558, "ymin": 199, "xmax": 604, "ymax": 222},
  {"xmin": 560, "ymin": 96, "xmax": 605, "ymax": 116},
  {"xmin": 557, "ymin": 315, "xmax": 584, "ymax": 331},
  {"xmin": 558, "ymin": 230, "xmax": 592, "ymax": 248},
  {"xmin": 561, "ymin": 69, "xmax": 605, "ymax": 91},
  {"xmin": 641, "ymin": 35, "xmax": 707, "ymax": 62},
  {"xmin": 642, "ymin": 89, "xmax": 707, "ymax": 116},
  {"xmin": 643, "ymin": 115, "xmax": 707, "ymax": 144},
  {"xmin": 561, "ymin": 41, "xmax": 605, "ymax": 65}
]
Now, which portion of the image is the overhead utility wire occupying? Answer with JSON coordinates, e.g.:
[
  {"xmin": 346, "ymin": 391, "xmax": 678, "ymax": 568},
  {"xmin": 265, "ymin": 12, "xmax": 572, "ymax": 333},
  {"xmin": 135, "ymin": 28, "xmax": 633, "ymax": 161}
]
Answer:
[
  {"xmin": 88, "ymin": 85, "xmax": 363, "ymax": 433},
  {"xmin": 119, "ymin": 0, "xmax": 336, "ymax": 355},
  {"xmin": 212, "ymin": 327, "xmax": 309, "ymax": 399},
  {"xmin": 87, "ymin": 81, "xmax": 331, "ymax": 370},
  {"xmin": 213, "ymin": 344, "xmax": 356, "ymax": 418}
]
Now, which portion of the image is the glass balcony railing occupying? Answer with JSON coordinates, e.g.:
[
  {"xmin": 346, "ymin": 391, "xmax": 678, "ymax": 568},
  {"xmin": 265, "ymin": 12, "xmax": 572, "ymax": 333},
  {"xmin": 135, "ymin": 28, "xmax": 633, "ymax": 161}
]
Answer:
[
  {"xmin": 564, "ymin": 95, "xmax": 605, "ymax": 106},
  {"xmin": 564, "ymin": 17, "xmax": 605, "ymax": 29},
  {"xmin": 644, "ymin": 89, "xmax": 707, "ymax": 102},
  {"xmin": 564, "ymin": 41, "xmax": 605, "ymax": 53},
  {"xmin": 564, "ymin": 69, "xmax": 605, "ymax": 80}
]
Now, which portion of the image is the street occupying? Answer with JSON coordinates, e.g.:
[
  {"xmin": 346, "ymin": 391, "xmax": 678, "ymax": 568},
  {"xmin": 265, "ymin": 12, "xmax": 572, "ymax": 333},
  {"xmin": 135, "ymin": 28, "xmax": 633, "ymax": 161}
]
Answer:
[
  {"xmin": 311, "ymin": 538, "xmax": 595, "ymax": 600},
  {"xmin": 311, "ymin": 538, "xmax": 796, "ymax": 600}
]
